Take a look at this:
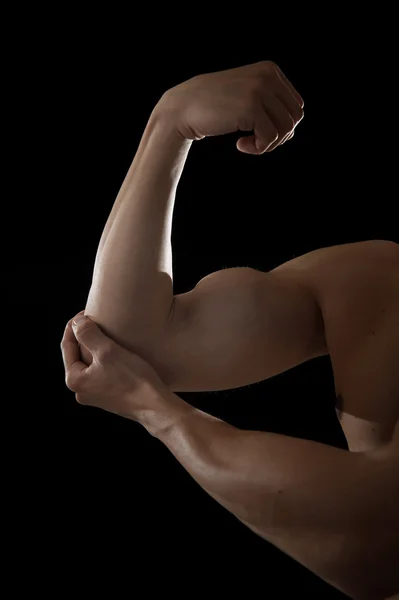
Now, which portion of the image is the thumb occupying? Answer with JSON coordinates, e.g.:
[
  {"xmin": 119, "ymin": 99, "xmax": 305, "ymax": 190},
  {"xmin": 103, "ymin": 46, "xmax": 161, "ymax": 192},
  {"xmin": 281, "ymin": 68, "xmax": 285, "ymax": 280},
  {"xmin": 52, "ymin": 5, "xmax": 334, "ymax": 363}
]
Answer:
[
  {"xmin": 236, "ymin": 134, "xmax": 266, "ymax": 155},
  {"xmin": 72, "ymin": 315, "xmax": 105, "ymax": 355}
]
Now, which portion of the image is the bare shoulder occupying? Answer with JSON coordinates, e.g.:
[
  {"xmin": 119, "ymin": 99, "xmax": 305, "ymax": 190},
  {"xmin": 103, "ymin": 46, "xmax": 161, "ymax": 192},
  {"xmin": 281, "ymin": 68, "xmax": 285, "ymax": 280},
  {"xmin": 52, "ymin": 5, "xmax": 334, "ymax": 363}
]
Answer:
[
  {"xmin": 272, "ymin": 239, "xmax": 399, "ymax": 295},
  {"xmin": 273, "ymin": 239, "xmax": 399, "ymax": 355}
]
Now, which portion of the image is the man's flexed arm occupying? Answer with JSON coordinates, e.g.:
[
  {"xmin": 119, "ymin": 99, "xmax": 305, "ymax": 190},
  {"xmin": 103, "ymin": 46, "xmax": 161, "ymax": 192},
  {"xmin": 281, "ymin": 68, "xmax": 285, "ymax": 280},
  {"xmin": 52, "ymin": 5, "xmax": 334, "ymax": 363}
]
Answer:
[
  {"xmin": 82, "ymin": 61, "xmax": 304, "ymax": 365},
  {"xmin": 82, "ymin": 113, "xmax": 192, "ymax": 364}
]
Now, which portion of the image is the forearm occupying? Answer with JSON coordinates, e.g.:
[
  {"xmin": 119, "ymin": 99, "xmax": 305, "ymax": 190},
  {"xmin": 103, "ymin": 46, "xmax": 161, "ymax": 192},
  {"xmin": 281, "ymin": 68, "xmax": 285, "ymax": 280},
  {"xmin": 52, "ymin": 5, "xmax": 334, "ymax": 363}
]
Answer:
[
  {"xmin": 139, "ymin": 392, "xmax": 396, "ymax": 599},
  {"xmin": 140, "ymin": 391, "xmax": 371, "ymax": 536},
  {"xmin": 139, "ymin": 391, "xmax": 247, "ymax": 506},
  {"xmin": 139, "ymin": 389, "xmax": 292, "ymax": 529},
  {"xmin": 83, "ymin": 105, "xmax": 192, "ymax": 358}
]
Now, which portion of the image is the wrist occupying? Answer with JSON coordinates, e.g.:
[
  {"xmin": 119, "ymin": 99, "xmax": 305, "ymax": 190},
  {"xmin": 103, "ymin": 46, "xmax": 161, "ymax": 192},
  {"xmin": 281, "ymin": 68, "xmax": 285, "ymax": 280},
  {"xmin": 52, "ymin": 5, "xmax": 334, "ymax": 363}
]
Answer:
[
  {"xmin": 151, "ymin": 95, "xmax": 190, "ymax": 143},
  {"xmin": 136, "ymin": 386, "xmax": 194, "ymax": 439}
]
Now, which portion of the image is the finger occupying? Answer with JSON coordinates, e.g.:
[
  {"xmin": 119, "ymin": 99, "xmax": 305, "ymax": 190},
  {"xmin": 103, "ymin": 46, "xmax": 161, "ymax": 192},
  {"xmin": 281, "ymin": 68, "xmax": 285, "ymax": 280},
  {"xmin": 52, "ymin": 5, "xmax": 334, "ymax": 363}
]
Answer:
[
  {"xmin": 276, "ymin": 82, "xmax": 304, "ymax": 128},
  {"xmin": 60, "ymin": 317, "xmax": 88, "ymax": 384},
  {"xmin": 281, "ymin": 130, "xmax": 295, "ymax": 145},
  {"xmin": 261, "ymin": 93, "xmax": 295, "ymax": 152},
  {"xmin": 237, "ymin": 109, "xmax": 278, "ymax": 155},
  {"xmin": 274, "ymin": 64, "xmax": 304, "ymax": 108},
  {"xmin": 236, "ymin": 134, "xmax": 261, "ymax": 155},
  {"xmin": 270, "ymin": 70, "xmax": 304, "ymax": 128}
]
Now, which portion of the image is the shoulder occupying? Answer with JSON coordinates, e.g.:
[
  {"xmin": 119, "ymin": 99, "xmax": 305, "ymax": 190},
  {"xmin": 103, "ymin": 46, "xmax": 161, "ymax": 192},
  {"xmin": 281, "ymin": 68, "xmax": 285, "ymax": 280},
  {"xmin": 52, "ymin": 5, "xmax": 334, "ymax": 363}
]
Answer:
[
  {"xmin": 272, "ymin": 240, "xmax": 398, "ymax": 305},
  {"xmin": 272, "ymin": 239, "xmax": 398, "ymax": 277}
]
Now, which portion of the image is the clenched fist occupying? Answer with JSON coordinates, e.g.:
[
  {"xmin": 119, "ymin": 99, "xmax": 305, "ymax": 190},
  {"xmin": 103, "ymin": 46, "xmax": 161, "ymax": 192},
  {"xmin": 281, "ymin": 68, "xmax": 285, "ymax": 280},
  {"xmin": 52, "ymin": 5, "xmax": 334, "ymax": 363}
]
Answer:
[{"xmin": 157, "ymin": 61, "xmax": 304, "ymax": 155}]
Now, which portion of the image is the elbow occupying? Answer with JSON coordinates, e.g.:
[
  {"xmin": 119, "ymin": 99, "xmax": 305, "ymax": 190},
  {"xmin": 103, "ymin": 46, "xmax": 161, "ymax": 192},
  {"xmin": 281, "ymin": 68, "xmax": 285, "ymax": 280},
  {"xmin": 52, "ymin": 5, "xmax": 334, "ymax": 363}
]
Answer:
[{"xmin": 83, "ymin": 285, "xmax": 175, "ymax": 350}]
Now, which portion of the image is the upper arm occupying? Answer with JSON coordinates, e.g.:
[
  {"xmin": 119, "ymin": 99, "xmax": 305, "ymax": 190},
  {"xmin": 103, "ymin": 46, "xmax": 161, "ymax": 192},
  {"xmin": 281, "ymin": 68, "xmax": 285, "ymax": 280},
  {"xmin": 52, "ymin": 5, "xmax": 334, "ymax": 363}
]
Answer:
[
  {"xmin": 132, "ymin": 241, "xmax": 397, "ymax": 394},
  {"xmin": 135, "ymin": 265, "xmax": 327, "ymax": 392}
]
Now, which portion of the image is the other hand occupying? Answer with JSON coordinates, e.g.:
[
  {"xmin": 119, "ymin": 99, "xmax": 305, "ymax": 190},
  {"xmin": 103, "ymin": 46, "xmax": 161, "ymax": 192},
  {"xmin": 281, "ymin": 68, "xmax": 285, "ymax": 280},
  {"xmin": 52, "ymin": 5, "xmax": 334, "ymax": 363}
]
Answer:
[{"xmin": 60, "ymin": 312, "xmax": 169, "ymax": 422}]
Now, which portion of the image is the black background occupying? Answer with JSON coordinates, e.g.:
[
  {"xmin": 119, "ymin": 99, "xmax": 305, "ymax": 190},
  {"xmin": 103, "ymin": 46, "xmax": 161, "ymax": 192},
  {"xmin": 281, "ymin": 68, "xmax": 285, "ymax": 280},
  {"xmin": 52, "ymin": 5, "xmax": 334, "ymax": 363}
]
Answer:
[{"xmin": 5, "ymin": 15, "xmax": 397, "ymax": 599}]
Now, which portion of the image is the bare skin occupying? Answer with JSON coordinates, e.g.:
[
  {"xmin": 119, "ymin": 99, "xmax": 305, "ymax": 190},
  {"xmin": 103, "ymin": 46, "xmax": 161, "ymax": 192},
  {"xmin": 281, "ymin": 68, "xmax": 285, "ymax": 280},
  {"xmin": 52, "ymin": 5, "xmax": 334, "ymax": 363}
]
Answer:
[{"xmin": 61, "ymin": 62, "xmax": 399, "ymax": 599}]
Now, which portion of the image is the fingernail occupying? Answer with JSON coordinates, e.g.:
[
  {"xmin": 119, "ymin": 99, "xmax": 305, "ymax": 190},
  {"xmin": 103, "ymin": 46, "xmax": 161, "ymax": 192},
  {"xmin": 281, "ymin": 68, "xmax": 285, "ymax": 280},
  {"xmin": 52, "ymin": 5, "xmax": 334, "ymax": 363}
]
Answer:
[{"xmin": 72, "ymin": 315, "xmax": 86, "ymax": 328}]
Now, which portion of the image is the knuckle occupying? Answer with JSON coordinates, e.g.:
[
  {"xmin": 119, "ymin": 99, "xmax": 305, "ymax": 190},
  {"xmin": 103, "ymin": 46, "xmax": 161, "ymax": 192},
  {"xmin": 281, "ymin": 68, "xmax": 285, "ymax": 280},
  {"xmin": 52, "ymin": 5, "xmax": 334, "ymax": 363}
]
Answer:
[
  {"xmin": 264, "ymin": 131, "xmax": 278, "ymax": 149},
  {"xmin": 261, "ymin": 60, "xmax": 277, "ymax": 71},
  {"xmin": 66, "ymin": 372, "xmax": 86, "ymax": 394},
  {"xmin": 285, "ymin": 113, "xmax": 295, "ymax": 129},
  {"xmin": 277, "ymin": 117, "xmax": 294, "ymax": 138},
  {"xmin": 75, "ymin": 393, "xmax": 86, "ymax": 405},
  {"xmin": 294, "ymin": 106, "xmax": 304, "ymax": 123},
  {"xmin": 270, "ymin": 128, "xmax": 279, "ymax": 141},
  {"xmin": 254, "ymin": 61, "xmax": 277, "ymax": 85},
  {"xmin": 65, "ymin": 374, "xmax": 77, "ymax": 392}
]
